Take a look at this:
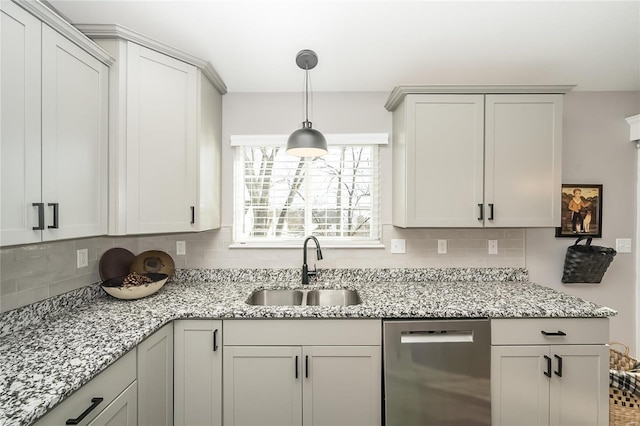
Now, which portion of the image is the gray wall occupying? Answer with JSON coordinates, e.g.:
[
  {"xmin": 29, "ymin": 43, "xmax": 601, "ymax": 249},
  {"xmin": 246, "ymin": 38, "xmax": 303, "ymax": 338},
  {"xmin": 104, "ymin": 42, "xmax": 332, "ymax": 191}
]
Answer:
[{"xmin": 527, "ymin": 91, "xmax": 639, "ymax": 352}]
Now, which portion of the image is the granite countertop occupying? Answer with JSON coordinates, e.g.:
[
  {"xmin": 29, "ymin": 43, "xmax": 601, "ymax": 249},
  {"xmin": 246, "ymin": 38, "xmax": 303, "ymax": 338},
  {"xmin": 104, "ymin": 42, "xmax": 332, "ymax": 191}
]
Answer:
[{"xmin": 0, "ymin": 268, "xmax": 616, "ymax": 426}]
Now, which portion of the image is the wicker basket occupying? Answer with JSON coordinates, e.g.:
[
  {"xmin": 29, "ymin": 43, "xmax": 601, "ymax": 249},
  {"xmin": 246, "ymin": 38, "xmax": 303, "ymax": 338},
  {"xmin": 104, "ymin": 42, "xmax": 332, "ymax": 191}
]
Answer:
[
  {"xmin": 561, "ymin": 236, "xmax": 616, "ymax": 283},
  {"xmin": 610, "ymin": 342, "xmax": 640, "ymax": 425}
]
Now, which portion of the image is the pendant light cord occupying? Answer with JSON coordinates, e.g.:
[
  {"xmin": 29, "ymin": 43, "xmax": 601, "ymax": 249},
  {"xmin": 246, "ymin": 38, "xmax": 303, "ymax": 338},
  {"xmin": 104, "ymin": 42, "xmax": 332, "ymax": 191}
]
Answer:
[{"xmin": 304, "ymin": 65, "xmax": 309, "ymax": 123}]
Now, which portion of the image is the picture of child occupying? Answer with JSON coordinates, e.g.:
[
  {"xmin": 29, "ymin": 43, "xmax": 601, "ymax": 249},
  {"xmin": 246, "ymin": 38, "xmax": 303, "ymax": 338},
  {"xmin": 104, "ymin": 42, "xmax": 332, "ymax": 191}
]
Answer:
[
  {"xmin": 568, "ymin": 188, "xmax": 591, "ymax": 233},
  {"xmin": 556, "ymin": 184, "xmax": 602, "ymax": 238}
]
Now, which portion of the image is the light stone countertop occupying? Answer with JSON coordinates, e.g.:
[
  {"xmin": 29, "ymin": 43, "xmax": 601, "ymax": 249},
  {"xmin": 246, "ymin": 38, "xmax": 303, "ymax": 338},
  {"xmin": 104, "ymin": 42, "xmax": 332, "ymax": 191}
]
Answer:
[{"xmin": 0, "ymin": 268, "xmax": 616, "ymax": 426}]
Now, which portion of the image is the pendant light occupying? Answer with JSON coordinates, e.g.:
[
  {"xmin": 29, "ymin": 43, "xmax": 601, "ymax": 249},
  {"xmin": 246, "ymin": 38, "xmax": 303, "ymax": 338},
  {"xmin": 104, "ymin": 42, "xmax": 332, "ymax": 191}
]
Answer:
[{"xmin": 286, "ymin": 49, "xmax": 328, "ymax": 157}]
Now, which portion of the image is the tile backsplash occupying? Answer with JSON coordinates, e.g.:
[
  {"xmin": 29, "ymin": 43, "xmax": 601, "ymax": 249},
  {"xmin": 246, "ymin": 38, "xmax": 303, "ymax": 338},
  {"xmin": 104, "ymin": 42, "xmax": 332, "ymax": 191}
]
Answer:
[{"xmin": 0, "ymin": 225, "xmax": 524, "ymax": 312}]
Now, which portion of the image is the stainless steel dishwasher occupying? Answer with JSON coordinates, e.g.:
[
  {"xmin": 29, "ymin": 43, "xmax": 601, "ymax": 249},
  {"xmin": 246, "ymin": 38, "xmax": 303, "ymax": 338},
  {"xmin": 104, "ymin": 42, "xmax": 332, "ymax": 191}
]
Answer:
[{"xmin": 383, "ymin": 319, "xmax": 491, "ymax": 426}]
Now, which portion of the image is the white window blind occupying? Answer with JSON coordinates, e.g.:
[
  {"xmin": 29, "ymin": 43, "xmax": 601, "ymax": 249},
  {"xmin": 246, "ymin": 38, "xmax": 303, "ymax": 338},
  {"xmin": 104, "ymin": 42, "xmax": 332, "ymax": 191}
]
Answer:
[{"xmin": 232, "ymin": 134, "xmax": 385, "ymax": 246}]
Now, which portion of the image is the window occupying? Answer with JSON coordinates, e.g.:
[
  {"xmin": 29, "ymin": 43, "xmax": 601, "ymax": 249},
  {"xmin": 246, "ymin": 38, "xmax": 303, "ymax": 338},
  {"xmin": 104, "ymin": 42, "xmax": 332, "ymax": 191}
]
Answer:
[{"xmin": 231, "ymin": 134, "xmax": 386, "ymax": 246}]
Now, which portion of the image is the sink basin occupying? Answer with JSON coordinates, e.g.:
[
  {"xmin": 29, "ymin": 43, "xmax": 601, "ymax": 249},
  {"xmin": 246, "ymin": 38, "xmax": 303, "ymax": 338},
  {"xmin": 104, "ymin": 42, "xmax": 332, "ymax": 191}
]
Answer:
[
  {"xmin": 245, "ymin": 288, "xmax": 361, "ymax": 306},
  {"xmin": 306, "ymin": 289, "xmax": 361, "ymax": 306},
  {"xmin": 246, "ymin": 289, "xmax": 304, "ymax": 306}
]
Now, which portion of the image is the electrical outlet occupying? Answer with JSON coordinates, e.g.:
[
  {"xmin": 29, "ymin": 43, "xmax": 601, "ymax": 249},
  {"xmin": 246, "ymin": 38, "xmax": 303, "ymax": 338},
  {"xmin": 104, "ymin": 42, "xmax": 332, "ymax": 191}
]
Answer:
[
  {"xmin": 77, "ymin": 249, "xmax": 88, "ymax": 268},
  {"xmin": 390, "ymin": 239, "xmax": 406, "ymax": 254},
  {"xmin": 176, "ymin": 241, "xmax": 186, "ymax": 255},
  {"xmin": 437, "ymin": 240, "xmax": 447, "ymax": 254},
  {"xmin": 616, "ymin": 238, "xmax": 632, "ymax": 253},
  {"xmin": 488, "ymin": 240, "xmax": 498, "ymax": 255}
]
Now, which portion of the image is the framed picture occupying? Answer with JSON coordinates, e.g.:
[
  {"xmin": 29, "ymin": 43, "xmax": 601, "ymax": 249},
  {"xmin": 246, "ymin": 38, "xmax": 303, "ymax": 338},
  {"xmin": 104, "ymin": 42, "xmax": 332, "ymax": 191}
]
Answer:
[{"xmin": 555, "ymin": 184, "xmax": 603, "ymax": 238}]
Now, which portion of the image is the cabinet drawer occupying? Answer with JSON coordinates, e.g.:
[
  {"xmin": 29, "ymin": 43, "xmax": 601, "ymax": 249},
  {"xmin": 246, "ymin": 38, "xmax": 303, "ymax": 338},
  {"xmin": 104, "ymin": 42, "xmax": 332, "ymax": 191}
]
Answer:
[
  {"xmin": 34, "ymin": 349, "xmax": 136, "ymax": 426},
  {"xmin": 224, "ymin": 319, "xmax": 381, "ymax": 346},
  {"xmin": 491, "ymin": 318, "xmax": 608, "ymax": 345}
]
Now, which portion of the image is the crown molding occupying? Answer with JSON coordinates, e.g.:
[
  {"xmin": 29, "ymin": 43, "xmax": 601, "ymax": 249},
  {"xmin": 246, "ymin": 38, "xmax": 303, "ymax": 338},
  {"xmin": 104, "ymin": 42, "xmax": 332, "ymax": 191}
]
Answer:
[
  {"xmin": 75, "ymin": 24, "xmax": 227, "ymax": 95},
  {"xmin": 13, "ymin": 0, "xmax": 114, "ymax": 66},
  {"xmin": 384, "ymin": 84, "xmax": 576, "ymax": 111}
]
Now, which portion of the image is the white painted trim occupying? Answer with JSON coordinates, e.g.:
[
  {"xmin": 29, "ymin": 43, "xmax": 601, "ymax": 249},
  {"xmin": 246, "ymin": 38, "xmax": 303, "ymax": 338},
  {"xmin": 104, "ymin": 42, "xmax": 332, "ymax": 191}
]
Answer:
[
  {"xmin": 230, "ymin": 133, "xmax": 389, "ymax": 147},
  {"xmin": 384, "ymin": 84, "xmax": 576, "ymax": 111},
  {"xmin": 13, "ymin": 0, "xmax": 114, "ymax": 66},
  {"xmin": 74, "ymin": 23, "xmax": 227, "ymax": 94},
  {"xmin": 627, "ymin": 114, "xmax": 640, "ymax": 144}
]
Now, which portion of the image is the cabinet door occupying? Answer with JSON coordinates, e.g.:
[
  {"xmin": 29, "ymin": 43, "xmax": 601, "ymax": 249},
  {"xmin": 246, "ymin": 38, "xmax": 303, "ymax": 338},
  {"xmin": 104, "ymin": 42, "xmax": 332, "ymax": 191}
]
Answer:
[
  {"xmin": 174, "ymin": 320, "xmax": 222, "ymax": 426},
  {"xmin": 224, "ymin": 346, "xmax": 303, "ymax": 426},
  {"xmin": 88, "ymin": 382, "xmax": 138, "ymax": 426},
  {"xmin": 491, "ymin": 346, "xmax": 550, "ymax": 426},
  {"xmin": 41, "ymin": 24, "xmax": 108, "ymax": 241},
  {"xmin": 548, "ymin": 345, "xmax": 608, "ymax": 426},
  {"xmin": 126, "ymin": 43, "xmax": 197, "ymax": 234},
  {"xmin": 401, "ymin": 94, "xmax": 485, "ymax": 227},
  {"xmin": 484, "ymin": 95, "xmax": 562, "ymax": 227},
  {"xmin": 0, "ymin": 1, "xmax": 42, "ymax": 246},
  {"xmin": 303, "ymin": 346, "xmax": 381, "ymax": 426},
  {"xmin": 137, "ymin": 323, "xmax": 173, "ymax": 426}
]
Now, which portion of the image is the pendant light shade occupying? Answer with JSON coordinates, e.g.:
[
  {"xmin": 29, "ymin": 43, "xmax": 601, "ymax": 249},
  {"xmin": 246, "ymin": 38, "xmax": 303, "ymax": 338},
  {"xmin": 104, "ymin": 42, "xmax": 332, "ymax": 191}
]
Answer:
[{"xmin": 287, "ymin": 50, "xmax": 328, "ymax": 157}]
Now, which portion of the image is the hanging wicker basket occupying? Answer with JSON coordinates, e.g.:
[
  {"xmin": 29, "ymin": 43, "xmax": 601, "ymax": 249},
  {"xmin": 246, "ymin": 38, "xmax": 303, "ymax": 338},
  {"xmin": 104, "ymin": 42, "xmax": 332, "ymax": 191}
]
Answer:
[{"xmin": 561, "ymin": 236, "xmax": 616, "ymax": 283}]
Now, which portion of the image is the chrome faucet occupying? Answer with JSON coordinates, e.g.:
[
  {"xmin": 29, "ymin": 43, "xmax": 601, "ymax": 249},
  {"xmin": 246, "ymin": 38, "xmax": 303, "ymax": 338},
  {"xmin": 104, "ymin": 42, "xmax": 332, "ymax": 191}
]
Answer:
[{"xmin": 302, "ymin": 236, "xmax": 323, "ymax": 284}]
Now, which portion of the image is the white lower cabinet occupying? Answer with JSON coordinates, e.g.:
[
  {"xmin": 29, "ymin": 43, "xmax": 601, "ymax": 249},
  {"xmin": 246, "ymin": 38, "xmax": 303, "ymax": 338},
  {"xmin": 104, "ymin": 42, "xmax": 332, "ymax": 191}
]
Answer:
[
  {"xmin": 137, "ymin": 322, "xmax": 173, "ymax": 426},
  {"xmin": 174, "ymin": 320, "xmax": 223, "ymax": 426},
  {"xmin": 34, "ymin": 350, "xmax": 137, "ymax": 426},
  {"xmin": 491, "ymin": 319, "xmax": 609, "ymax": 426},
  {"xmin": 223, "ymin": 319, "xmax": 382, "ymax": 426},
  {"xmin": 88, "ymin": 382, "xmax": 137, "ymax": 426}
]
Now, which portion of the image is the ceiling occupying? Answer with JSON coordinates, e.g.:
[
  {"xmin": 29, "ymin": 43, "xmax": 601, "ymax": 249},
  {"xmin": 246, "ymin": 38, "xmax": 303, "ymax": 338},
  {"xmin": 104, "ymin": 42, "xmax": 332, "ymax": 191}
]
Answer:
[{"xmin": 47, "ymin": 0, "xmax": 640, "ymax": 93}]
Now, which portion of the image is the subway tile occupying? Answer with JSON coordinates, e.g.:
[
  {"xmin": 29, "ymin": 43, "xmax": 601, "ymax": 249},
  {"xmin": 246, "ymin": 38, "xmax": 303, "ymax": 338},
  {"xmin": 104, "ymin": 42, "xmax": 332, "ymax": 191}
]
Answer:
[
  {"xmin": 16, "ymin": 272, "xmax": 57, "ymax": 292},
  {"xmin": 0, "ymin": 256, "xmax": 48, "ymax": 281},
  {"xmin": 498, "ymin": 239, "xmax": 525, "ymax": 249},
  {"xmin": 49, "ymin": 273, "xmax": 97, "ymax": 298},
  {"xmin": 448, "ymin": 239, "xmax": 488, "ymax": 249},
  {"xmin": 1, "ymin": 286, "xmax": 49, "ymax": 313},
  {"xmin": 1, "ymin": 248, "xmax": 15, "ymax": 262},
  {"xmin": 1, "ymin": 279, "xmax": 17, "ymax": 295},
  {"xmin": 504, "ymin": 229, "xmax": 525, "ymax": 239}
]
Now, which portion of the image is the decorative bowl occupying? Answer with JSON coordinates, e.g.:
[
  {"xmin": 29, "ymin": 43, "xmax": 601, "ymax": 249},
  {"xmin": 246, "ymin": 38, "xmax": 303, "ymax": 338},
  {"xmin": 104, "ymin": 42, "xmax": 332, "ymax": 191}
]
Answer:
[{"xmin": 101, "ymin": 273, "xmax": 168, "ymax": 300}]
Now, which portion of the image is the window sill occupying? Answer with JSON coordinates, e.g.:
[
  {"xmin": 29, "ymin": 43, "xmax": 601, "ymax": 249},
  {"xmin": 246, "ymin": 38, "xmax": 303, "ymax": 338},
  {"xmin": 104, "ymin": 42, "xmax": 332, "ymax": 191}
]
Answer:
[{"xmin": 228, "ymin": 242, "xmax": 386, "ymax": 249}]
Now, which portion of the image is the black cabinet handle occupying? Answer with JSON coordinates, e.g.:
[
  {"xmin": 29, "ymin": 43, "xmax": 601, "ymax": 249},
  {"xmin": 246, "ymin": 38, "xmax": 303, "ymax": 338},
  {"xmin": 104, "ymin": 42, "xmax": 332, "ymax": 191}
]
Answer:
[
  {"xmin": 543, "ymin": 355, "xmax": 552, "ymax": 377},
  {"xmin": 554, "ymin": 354, "xmax": 563, "ymax": 377},
  {"xmin": 32, "ymin": 203, "xmax": 44, "ymax": 230},
  {"xmin": 48, "ymin": 203, "xmax": 59, "ymax": 229},
  {"xmin": 488, "ymin": 203, "xmax": 494, "ymax": 220},
  {"xmin": 213, "ymin": 329, "xmax": 218, "ymax": 352},
  {"xmin": 190, "ymin": 206, "xmax": 195, "ymax": 224},
  {"xmin": 541, "ymin": 330, "xmax": 567, "ymax": 336},
  {"xmin": 478, "ymin": 204, "xmax": 483, "ymax": 221},
  {"xmin": 305, "ymin": 355, "xmax": 309, "ymax": 378},
  {"xmin": 65, "ymin": 397, "xmax": 104, "ymax": 424},
  {"xmin": 295, "ymin": 355, "xmax": 299, "ymax": 379}
]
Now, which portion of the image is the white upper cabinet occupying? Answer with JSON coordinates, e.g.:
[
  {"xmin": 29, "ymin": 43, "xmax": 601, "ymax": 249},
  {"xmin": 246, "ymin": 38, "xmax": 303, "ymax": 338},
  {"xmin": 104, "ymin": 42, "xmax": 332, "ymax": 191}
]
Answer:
[
  {"xmin": 484, "ymin": 95, "xmax": 563, "ymax": 227},
  {"xmin": 78, "ymin": 25, "xmax": 226, "ymax": 236},
  {"xmin": 1, "ymin": 0, "xmax": 109, "ymax": 246},
  {"xmin": 386, "ymin": 86, "xmax": 570, "ymax": 228}
]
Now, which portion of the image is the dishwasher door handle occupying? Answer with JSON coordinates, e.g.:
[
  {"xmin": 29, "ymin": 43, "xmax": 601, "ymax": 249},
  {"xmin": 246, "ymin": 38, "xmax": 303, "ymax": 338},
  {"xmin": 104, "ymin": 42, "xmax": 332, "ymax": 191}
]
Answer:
[{"xmin": 400, "ymin": 330, "xmax": 474, "ymax": 343}]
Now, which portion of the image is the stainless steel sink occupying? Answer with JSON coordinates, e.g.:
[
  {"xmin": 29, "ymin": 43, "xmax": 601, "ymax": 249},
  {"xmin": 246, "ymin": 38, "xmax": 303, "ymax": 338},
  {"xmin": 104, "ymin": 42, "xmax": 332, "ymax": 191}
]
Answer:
[
  {"xmin": 245, "ymin": 289, "xmax": 304, "ymax": 306},
  {"xmin": 245, "ymin": 288, "xmax": 361, "ymax": 306},
  {"xmin": 306, "ymin": 289, "xmax": 361, "ymax": 306}
]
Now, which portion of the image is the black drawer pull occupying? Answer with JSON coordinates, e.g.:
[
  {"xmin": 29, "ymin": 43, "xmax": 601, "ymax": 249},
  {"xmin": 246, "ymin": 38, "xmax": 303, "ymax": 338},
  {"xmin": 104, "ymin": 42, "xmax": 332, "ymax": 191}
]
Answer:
[
  {"xmin": 541, "ymin": 330, "xmax": 567, "ymax": 336},
  {"xmin": 295, "ymin": 355, "xmax": 299, "ymax": 379},
  {"xmin": 554, "ymin": 354, "xmax": 563, "ymax": 377},
  {"xmin": 543, "ymin": 355, "xmax": 552, "ymax": 378},
  {"xmin": 66, "ymin": 397, "xmax": 104, "ymax": 424},
  {"xmin": 32, "ymin": 203, "xmax": 44, "ymax": 230},
  {"xmin": 305, "ymin": 355, "xmax": 309, "ymax": 378},
  {"xmin": 48, "ymin": 203, "xmax": 59, "ymax": 229},
  {"xmin": 488, "ymin": 203, "xmax": 494, "ymax": 220},
  {"xmin": 478, "ymin": 204, "xmax": 483, "ymax": 221},
  {"xmin": 190, "ymin": 206, "xmax": 195, "ymax": 224},
  {"xmin": 213, "ymin": 329, "xmax": 218, "ymax": 352}
]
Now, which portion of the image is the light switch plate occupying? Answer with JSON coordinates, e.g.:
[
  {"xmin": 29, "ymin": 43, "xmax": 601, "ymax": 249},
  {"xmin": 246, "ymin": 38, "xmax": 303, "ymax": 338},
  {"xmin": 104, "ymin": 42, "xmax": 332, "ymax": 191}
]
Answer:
[
  {"xmin": 176, "ymin": 241, "xmax": 186, "ymax": 255},
  {"xmin": 437, "ymin": 240, "xmax": 447, "ymax": 254},
  {"xmin": 390, "ymin": 239, "xmax": 406, "ymax": 254},
  {"xmin": 488, "ymin": 240, "xmax": 498, "ymax": 255},
  {"xmin": 616, "ymin": 238, "xmax": 632, "ymax": 253},
  {"xmin": 77, "ymin": 249, "xmax": 88, "ymax": 269}
]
